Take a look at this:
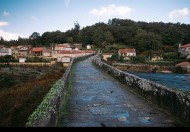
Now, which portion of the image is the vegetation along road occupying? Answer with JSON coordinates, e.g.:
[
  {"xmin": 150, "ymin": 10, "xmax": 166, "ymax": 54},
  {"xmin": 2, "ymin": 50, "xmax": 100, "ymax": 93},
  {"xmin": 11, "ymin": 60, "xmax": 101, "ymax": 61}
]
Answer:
[{"xmin": 60, "ymin": 56, "xmax": 174, "ymax": 127}]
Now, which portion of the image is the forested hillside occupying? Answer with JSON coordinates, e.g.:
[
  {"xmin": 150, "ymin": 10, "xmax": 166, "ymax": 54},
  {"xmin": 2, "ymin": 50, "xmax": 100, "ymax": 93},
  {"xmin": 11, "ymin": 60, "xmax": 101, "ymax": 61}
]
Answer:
[{"xmin": 1, "ymin": 18, "xmax": 190, "ymax": 53}]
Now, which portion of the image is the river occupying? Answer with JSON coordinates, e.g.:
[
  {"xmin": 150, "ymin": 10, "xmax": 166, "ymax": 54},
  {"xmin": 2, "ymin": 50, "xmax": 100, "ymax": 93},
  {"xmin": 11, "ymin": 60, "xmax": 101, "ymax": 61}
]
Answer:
[{"xmin": 126, "ymin": 72, "xmax": 190, "ymax": 92}]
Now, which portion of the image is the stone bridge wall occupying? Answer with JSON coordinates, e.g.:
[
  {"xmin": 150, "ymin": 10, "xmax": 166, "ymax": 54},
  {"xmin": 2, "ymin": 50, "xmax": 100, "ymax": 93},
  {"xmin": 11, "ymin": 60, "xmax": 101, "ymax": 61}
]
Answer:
[
  {"xmin": 26, "ymin": 54, "xmax": 94, "ymax": 127},
  {"xmin": 93, "ymin": 56, "xmax": 190, "ymax": 125}
]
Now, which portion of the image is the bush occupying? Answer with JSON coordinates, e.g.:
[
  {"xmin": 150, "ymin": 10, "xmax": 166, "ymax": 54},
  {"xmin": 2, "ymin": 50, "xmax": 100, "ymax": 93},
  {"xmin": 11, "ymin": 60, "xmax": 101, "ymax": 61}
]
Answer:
[
  {"xmin": 26, "ymin": 57, "xmax": 50, "ymax": 63},
  {"xmin": 0, "ymin": 65, "xmax": 65, "ymax": 127},
  {"xmin": 110, "ymin": 53, "xmax": 119, "ymax": 61},
  {"xmin": 0, "ymin": 55, "xmax": 18, "ymax": 63},
  {"xmin": 163, "ymin": 52, "xmax": 183, "ymax": 60},
  {"xmin": 130, "ymin": 56, "xmax": 146, "ymax": 63}
]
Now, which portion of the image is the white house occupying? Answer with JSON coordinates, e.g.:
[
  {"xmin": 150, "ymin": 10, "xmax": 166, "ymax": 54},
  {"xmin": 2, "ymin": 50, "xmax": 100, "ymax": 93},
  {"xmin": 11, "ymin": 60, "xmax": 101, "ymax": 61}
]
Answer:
[
  {"xmin": 118, "ymin": 48, "xmax": 136, "ymax": 57},
  {"xmin": 151, "ymin": 56, "xmax": 163, "ymax": 61},
  {"xmin": 0, "ymin": 46, "xmax": 12, "ymax": 56},
  {"xmin": 57, "ymin": 56, "xmax": 71, "ymax": 63},
  {"xmin": 102, "ymin": 53, "xmax": 113, "ymax": 61},
  {"xmin": 18, "ymin": 45, "xmax": 32, "ymax": 56},
  {"xmin": 19, "ymin": 58, "xmax": 27, "ymax": 63},
  {"xmin": 87, "ymin": 45, "xmax": 92, "ymax": 50},
  {"xmin": 178, "ymin": 44, "xmax": 190, "ymax": 59},
  {"xmin": 54, "ymin": 44, "xmax": 72, "ymax": 51}
]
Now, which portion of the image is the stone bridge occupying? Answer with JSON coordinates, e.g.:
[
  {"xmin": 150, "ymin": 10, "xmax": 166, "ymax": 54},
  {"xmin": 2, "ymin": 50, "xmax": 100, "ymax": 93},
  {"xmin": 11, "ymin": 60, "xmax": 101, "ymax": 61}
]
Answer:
[
  {"xmin": 27, "ymin": 55, "xmax": 190, "ymax": 127},
  {"xmin": 60, "ymin": 56, "xmax": 174, "ymax": 127}
]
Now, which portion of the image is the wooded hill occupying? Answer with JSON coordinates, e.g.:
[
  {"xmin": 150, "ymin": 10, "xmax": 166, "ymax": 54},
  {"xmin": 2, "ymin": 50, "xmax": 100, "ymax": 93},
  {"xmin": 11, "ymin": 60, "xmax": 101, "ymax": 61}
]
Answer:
[{"xmin": 1, "ymin": 18, "xmax": 190, "ymax": 53}]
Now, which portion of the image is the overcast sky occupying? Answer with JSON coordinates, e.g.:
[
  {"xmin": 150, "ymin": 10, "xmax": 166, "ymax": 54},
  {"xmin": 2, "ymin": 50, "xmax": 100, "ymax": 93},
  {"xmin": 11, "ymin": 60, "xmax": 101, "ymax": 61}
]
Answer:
[{"xmin": 0, "ymin": 0, "xmax": 190, "ymax": 40}]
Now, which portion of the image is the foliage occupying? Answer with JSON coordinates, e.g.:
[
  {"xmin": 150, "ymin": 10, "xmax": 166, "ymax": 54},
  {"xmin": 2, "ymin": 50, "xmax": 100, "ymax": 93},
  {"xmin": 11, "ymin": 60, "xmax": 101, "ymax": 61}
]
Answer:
[
  {"xmin": 0, "ymin": 74, "xmax": 17, "ymax": 90},
  {"xmin": 130, "ymin": 56, "xmax": 146, "ymax": 63},
  {"xmin": 26, "ymin": 57, "xmax": 50, "ymax": 62},
  {"xmin": 110, "ymin": 53, "xmax": 119, "ymax": 62},
  {"xmin": 92, "ymin": 28, "xmax": 104, "ymax": 48},
  {"xmin": 67, "ymin": 37, "xmax": 74, "ymax": 44},
  {"xmin": 2, "ymin": 18, "xmax": 190, "ymax": 53},
  {"xmin": 26, "ymin": 79, "xmax": 65, "ymax": 127},
  {"xmin": 133, "ymin": 29, "xmax": 162, "ymax": 52},
  {"xmin": 163, "ymin": 52, "xmax": 181, "ymax": 60},
  {"xmin": 29, "ymin": 32, "xmax": 41, "ymax": 47},
  {"xmin": 109, "ymin": 53, "xmax": 124, "ymax": 62},
  {"xmin": 0, "ymin": 55, "xmax": 18, "ymax": 62},
  {"xmin": 0, "ymin": 65, "xmax": 65, "ymax": 127}
]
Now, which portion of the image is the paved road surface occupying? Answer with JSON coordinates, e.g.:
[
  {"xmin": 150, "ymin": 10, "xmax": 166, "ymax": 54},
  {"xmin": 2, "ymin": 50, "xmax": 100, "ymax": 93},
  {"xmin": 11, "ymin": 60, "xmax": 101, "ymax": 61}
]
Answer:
[{"xmin": 61, "ymin": 56, "xmax": 174, "ymax": 127}]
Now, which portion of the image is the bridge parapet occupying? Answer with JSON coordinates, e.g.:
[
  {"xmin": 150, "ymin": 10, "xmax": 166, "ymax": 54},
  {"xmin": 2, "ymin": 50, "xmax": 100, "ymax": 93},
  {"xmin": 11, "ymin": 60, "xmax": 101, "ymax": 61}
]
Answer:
[
  {"xmin": 26, "ymin": 54, "xmax": 94, "ymax": 127},
  {"xmin": 93, "ymin": 55, "xmax": 190, "ymax": 125}
]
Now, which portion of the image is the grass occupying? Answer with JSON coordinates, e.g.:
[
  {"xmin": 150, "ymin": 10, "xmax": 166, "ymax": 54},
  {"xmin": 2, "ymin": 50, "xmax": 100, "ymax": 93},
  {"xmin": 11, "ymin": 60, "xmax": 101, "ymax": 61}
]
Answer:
[{"xmin": 56, "ymin": 65, "xmax": 75, "ymax": 126}]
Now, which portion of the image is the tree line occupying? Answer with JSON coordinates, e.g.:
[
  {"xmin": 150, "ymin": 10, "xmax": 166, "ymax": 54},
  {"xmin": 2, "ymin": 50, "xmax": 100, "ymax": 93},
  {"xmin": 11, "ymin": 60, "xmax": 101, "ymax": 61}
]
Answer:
[{"xmin": 1, "ymin": 19, "xmax": 190, "ymax": 53}]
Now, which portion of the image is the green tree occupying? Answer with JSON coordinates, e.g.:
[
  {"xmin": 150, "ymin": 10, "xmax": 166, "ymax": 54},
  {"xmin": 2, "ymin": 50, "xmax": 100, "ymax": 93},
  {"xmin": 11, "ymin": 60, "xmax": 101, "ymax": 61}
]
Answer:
[
  {"xmin": 133, "ymin": 29, "xmax": 162, "ymax": 52},
  {"xmin": 92, "ymin": 28, "xmax": 104, "ymax": 48},
  {"xmin": 74, "ymin": 21, "xmax": 80, "ymax": 31},
  {"xmin": 67, "ymin": 37, "xmax": 74, "ymax": 44},
  {"xmin": 104, "ymin": 31, "xmax": 114, "ymax": 45},
  {"xmin": 29, "ymin": 32, "xmax": 41, "ymax": 47}
]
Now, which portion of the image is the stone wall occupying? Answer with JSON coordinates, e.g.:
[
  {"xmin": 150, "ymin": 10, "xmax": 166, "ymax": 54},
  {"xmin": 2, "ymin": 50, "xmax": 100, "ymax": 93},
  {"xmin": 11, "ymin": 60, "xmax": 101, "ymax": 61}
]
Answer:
[
  {"xmin": 93, "ymin": 55, "xmax": 190, "ymax": 125},
  {"xmin": 26, "ymin": 54, "xmax": 94, "ymax": 127}
]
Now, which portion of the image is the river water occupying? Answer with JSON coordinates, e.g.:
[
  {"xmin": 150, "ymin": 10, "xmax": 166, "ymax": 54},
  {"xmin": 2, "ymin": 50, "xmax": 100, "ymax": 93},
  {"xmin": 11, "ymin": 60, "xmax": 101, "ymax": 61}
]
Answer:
[{"xmin": 126, "ymin": 72, "xmax": 190, "ymax": 92}]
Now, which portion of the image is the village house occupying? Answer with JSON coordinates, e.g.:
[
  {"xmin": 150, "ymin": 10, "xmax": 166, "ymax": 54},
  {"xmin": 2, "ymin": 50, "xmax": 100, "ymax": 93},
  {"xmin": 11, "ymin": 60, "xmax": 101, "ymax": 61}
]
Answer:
[
  {"xmin": 118, "ymin": 48, "xmax": 136, "ymax": 60},
  {"xmin": 43, "ymin": 49, "xmax": 51, "ymax": 57},
  {"xmin": 10, "ymin": 45, "xmax": 19, "ymax": 57},
  {"xmin": 102, "ymin": 53, "xmax": 113, "ymax": 61},
  {"xmin": 118, "ymin": 48, "xmax": 136, "ymax": 57},
  {"xmin": 54, "ymin": 44, "xmax": 72, "ymax": 51},
  {"xmin": 178, "ymin": 44, "xmax": 190, "ymax": 59},
  {"xmin": 87, "ymin": 44, "xmax": 92, "ymax": 50},
  {"xmin": 57, "ymin": 56, "xmax": 72, "ymax": 63},
  {"xmin": 151, "ymin": 56, "xmax": 163, "ymax": 61},
  {"xmin": 73, "ymin": 44, "xmax": 82, "ymax": 50},
  {"xmin": 56, "ymin": 50, "xmax": 85, "ymax": 58},
  {"xmin": 31, "ymin": 47, "xmax": 44, "ymax": 56},
  {"xmin": 0, "ymin": 45, "xmax": 12, "ymax": 56},
  {"xmin": 19, "ymin": 57, "xmax": 27, "ymax": 63},
  {"xmin": 18, "ymin": 45, "xmax": 32, "ymax": 56}
]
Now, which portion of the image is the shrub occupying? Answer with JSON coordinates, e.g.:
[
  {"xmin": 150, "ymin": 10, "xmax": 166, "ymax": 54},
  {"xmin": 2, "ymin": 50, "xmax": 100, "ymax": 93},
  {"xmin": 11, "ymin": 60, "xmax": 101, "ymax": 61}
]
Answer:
[
  {"xmin": 0, "ymin": 65, "xmax": 65, "ymax": 127},
  {"xmin": 130, "ymin": 56, "xmax": 146, "ymax": 63}
]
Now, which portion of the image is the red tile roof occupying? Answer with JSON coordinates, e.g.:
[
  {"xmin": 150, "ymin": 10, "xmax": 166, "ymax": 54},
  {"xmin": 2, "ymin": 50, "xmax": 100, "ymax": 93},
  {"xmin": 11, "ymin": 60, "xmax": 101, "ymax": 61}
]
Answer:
[
  {"xmin": 175, "ymin": 62, "xmax": 190, "ymax": 67},
  {"xmin": 118, "ymin": 48, "xmax": 136, "ymax": 54},
  {"xmin": 180, "ymin": 44, "xmax": 190, "ymax": 48},
  {"xmin": 32, "ymin": 47, "xmax": 44, "ymax": 52}
]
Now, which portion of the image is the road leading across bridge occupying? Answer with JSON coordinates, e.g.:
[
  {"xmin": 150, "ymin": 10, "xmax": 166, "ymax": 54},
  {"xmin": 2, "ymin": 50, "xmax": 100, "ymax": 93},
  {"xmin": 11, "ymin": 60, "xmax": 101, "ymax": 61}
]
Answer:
[{"xmin": 61, "ymin": 56, "xmax": 174, "ymax": 127}]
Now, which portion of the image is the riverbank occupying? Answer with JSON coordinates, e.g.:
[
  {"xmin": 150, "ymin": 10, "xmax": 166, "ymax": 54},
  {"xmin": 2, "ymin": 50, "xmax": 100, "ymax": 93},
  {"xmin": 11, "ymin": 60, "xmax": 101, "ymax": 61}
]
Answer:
[{"xmin": 112, "ymin": 63, "xmax": 173, "ymax": 73}]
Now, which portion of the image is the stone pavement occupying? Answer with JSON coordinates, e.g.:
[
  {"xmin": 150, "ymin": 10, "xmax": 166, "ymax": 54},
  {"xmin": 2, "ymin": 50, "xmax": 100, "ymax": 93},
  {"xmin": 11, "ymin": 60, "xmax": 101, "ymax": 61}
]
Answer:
[{"xmin": 61, "ymin": 56, "xmax": 174, "ymax": 127}]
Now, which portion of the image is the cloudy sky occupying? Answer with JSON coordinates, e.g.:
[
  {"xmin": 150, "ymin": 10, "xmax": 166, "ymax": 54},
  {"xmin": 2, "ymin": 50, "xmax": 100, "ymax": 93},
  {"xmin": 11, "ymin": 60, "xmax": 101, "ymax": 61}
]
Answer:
[{"xmin": 0, "ymin": 0, "xmax": 190, "ymax": 40}]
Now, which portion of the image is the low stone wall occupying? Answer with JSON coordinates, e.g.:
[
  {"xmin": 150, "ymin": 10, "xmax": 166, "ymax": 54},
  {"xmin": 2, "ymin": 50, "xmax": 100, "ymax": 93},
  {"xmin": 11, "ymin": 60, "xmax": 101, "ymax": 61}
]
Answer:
[
  {"xmin": 26, "ymin": 54, "xmax": 94, "ymax": 127},
  {"xmin": 0, "ymin": 61, "xmax": 56, "ymax": 66},
  {"xmin": 93, "ymin": 55, "xmax": 190, "ymax": 125}
]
